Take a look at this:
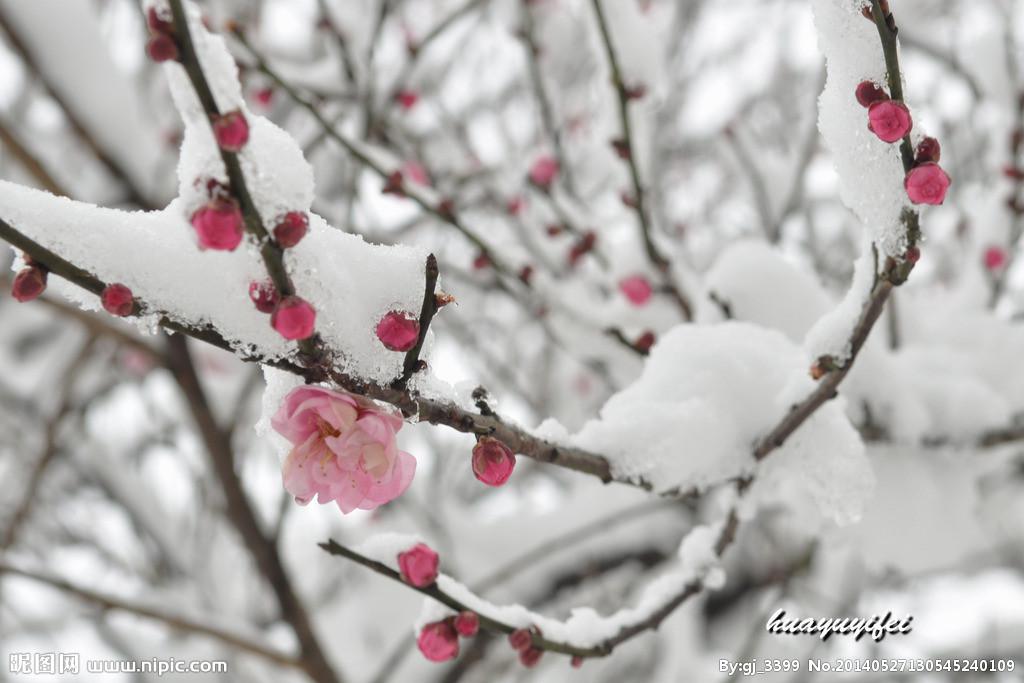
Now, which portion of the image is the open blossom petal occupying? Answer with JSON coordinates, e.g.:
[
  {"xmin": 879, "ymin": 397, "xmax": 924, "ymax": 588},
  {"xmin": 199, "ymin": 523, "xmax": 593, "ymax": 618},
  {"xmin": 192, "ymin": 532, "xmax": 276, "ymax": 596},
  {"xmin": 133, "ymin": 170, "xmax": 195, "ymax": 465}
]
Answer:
[{"xmin": 272, "ymin": 386, "xmax": 416, "ymax": 512}]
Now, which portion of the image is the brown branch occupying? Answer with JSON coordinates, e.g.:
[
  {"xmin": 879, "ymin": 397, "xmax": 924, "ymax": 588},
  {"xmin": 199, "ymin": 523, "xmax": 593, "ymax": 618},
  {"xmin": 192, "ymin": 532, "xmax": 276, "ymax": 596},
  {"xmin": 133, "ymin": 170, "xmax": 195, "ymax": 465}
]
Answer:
[
  {"xmin": 163, "ymin": 335, "xmax": 344, "ymax": 683},
  {"xmin": 167, "ymin": 0, "xmax": 319, "ymax": 360},
  {"xmin": 0, "ymin": 562, "xmax": 303, "ymax": 670},
  {"xmin": 319, "ymin": 507, "xmax": 738, "ymax": 660},
  {"xmin": 1, "ymin": 338, "xmax": 94, "ymax": 550},
  {"xmin": 0, "ymin": 118, "xmax": 69, "ymax": 197},
  {"xmin": 230, "ymin": 29, "xmax": 511, "ymax": 280},
  {"xmin": 0, "ymin": 9, "xmax": 154, "ymax": 208},
  {"xmin": 520, "ymin": 3, "xmax": 577, "ymax": 198},
  {"xmin": 398, "ymin": 254, "xmax": 439, "ymax": 386},
  {"xmin": 589, "ymin": 0, "xmax": 693, "ymax": 320}
]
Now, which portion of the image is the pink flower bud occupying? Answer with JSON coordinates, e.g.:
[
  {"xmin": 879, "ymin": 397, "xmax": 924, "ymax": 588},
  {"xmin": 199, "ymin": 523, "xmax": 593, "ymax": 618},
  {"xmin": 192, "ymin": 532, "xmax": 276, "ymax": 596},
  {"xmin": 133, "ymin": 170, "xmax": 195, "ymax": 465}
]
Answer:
[
  {"xmin": 212, "ymin": 110, "xmax": 250, "ymax": 152},
  {"xmin": 191, "ymin": 198, "xmax": 244, "ymax": 251},
  {"xmin": 396, "ymin": 90, "xmax": 419, "ymax": 110},
  {"xmin": 618, "ymin": 275, "xmax": 653, "ymax": 306},
  {"xmin": 904, "ymin": 162, "xmax": 951, "ymax": 205},
  {"xmin": 376, "ymin": 311, "xmax": 420, "ymax": 352},
  {"xmin": 398, "ymin": 543, "xmax": 439, "ymax": 587},
  {"xmin": 402, "ymin": 161, "xmax": 430, "ymax": 187},
  {"xmin": 508, "ymin": 628, "xmax": 532, "ymax": 651},
  {"xmin": 905, "ymin": 246, "xmax": 921, "ymax": 264},
  {"xmin": 453, "ymin": 611, "xmax": 479, "ymax": 637},
  {"xmin": 867, "ymin": 100, "xmax": 912, "ymax": 143},
  {"xmin": 472, "ymin": 252, "xmax": 491, "ymax": 270},
  {"xmin": 528, "ymin": 156, "xmax": 558, "ymax": 190},
  {"xmin": 518, "ymin": 265, "xmax": 534, "ymax": 285},
  {"xmin": 273, "ymin": 211, "xmax": 308, "ymax": 248},
  {"xmin": 101, "ymin": 283, "xmax": 134, "ymax": 317},
  {"xmin": 253, "ymin": 87, "xmax": 274, "ymax": 107},
  {"xmin": 855, "ymin": 80, "xmax": 888, "ymax": 108},
  {"xmin": 571, "ymin": 656, "xmax": 583, "ymax": 668},
  {"xmin": 271, "ymin": 296, "xmax": 316, "ymax": 340},
  {"xmin": 11, "ymin": 266, "xmax": 47, "ymax": 302},
  {"xmin": 248, "ymin": 280, "xmax": 279, "ymax": 313},
  {"xmin": 984, "ymin": 246, "xmax": 1008, "ymax": 272},
  {"xmin": 506, "ymin": 196, "xmax": 524, "ymax": 216},
  {"xmin": 519, "ymin": 647, "xmax": 543, "ymax": 668},
  {"xmin": 915, "ymin": 136, "xmax": 941, "ymax": 164},
  {"xmin": 146, "ymin": 34, "xmax": 179, "ymax": 62},
  {"xmin": 417, "ymin": 621, "xmax": 459, "ymax": 662},
  {"xmin": 471, "ymin": 437, "xmax": 516, "ymax": 487}
]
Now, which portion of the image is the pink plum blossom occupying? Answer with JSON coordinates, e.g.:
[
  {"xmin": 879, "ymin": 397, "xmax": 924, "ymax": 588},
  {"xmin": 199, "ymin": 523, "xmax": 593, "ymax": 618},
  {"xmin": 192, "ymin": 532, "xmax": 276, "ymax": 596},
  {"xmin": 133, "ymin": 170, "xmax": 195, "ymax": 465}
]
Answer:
[
  {"xmin": 904, "ymin": 162, "xmax": 951, "ymax": 205},
  {"xmin": 867, "ymin": 100, "xmax": 912, "ymax": 143},
  {"xmin": 271, "ymin": 386, "xmax": 416, "ymax": 513}
]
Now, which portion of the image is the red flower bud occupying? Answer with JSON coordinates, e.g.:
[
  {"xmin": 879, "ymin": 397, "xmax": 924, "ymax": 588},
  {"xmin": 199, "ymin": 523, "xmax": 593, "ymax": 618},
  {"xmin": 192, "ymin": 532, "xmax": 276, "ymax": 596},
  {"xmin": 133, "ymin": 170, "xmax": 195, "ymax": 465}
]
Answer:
[
  {"xmin": 147, "ymin": 7, "xmax": 173, "ymax": 34},
  {"xmin": 914, "ymin": 136, "xmax": 941, "ymax": 164},
  {"xmin": 571, "ymin": 655, "xmax": 584, "ymax": 668},
  {"xmin": 101, "ymin": 283, "xmax": 135, "ymax": 317},
  {"xmin": 417, "ymin": 621, "xmax": 459, "ymax": 662},
  {"xmin": 212, "ymin": 110, "xmax": 249, "ymax": 152},
  {"xmin": 619, "ymin": 275, "xmax": 653, "ymax": 306},
  {"xmin": 146, "ymin": 34, "xmax": 179, "ymax": 62},
  {"xmin": 273, "ymin": 211, "xmax": 308, "ymax": 248},
  {"xmin": 635, "ymin": 330, "xmax": 656, "ymax": 353},
  {"xmin": 855, "ymin": 80, "xmax": 889, "ymax": 108},
  {"xmin": 905, "ymin": 246, "xmax": 921, "ymax": 264},
  {"xmin": 984, "ymin": 246, "xmax": 1008, "ymax": 272},
  {"xmin": 11, "ymin": 266, "xmax": 47, "ymax": 302},
  {"xmin": 472, "ymin": 252, "xmax": 491, "ymax": 270},
  {"xmin": 191, "ymin": 197, "xmax": 244, "ymax": 251},
  {"xmin": 453, "ymin": 611, "xmax": 479, "ymax": 637},
  {"xmin": 398, "ymin": 543, "xmax": 439, "ymax": 587},
  {"xmin": 396, "ymin": 89, "xmax": 419, "ymax": 110},
  {"xmin": 376, "ymin": 311, "xmax": 420, "ymax": 352},
  {"xmin": 519, "ymin": 647, "xmax": 543, "ymax": 668},
  {"xmin": 382, "ymin": 171, "xmax": 405, "ymax": 196},
  {"xmin": 508, "ymin": 628, "xmax": 533, "ymax": 652},
  {"xmin": 471, "ymin": 437, "xmax": 516, "ymax": 487},
  {"xmin": 271, "ymin": 296, "xmax": 316, "ymax": 340},
  {"xmin": 248, "ymin": 280, "xmax": 279, "ymax": 313}
]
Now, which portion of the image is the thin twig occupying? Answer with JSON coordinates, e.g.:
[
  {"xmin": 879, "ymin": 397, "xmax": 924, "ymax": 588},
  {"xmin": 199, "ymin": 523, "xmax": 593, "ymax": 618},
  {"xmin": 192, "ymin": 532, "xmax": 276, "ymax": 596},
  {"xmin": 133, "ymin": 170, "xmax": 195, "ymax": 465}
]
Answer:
[
  {"xmin": 167, "ymin": 0, "xmax": 320, "ymax": 360},
  {"xmin": 399, "ymin": 254, "xmax": 439, "ymax": 386},
  {"xmin": 589, "ymin": 0, "xmax": 693, "ymax": 320},
  {"xmin": 0, "ymin": 562, "xmax": 303, "ymax": 670}
]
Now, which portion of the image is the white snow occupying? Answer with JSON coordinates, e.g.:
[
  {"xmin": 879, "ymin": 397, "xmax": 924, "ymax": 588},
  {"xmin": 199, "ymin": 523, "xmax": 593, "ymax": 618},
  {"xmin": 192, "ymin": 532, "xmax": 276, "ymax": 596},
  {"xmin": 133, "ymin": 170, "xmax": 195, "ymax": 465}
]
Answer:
[
  {"xmin": 810, "ymin": 0, "xmax": 912, "ymax": 257},
  {"xmin": 570, "ymin": 322, "xmax": 872, "ymax": 523},
  {"xmin": 1, "ymin": 1, "xmax": 432, "ymax": 385}
]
